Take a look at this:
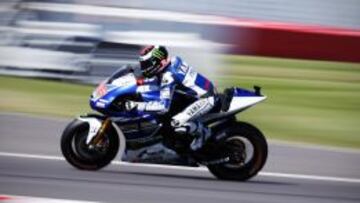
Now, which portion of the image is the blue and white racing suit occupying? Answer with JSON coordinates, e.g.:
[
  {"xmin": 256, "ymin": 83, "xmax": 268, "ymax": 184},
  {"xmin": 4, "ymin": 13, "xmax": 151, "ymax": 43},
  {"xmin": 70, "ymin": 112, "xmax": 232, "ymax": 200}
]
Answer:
[{"xmin": 133, "ymin": 56, "xmax": 217, "ymax": 150}]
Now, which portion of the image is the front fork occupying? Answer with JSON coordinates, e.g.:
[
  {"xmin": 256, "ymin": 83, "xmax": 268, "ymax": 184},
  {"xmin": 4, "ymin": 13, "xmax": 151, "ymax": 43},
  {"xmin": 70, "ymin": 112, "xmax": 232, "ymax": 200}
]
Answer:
[{"xmin": 89, "ymin": 118, "xmax": 111, "ymax": 146}]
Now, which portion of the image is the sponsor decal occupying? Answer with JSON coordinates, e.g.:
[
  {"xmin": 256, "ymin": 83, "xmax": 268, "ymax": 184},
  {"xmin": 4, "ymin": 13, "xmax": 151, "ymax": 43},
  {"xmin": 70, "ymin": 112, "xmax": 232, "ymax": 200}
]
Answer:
[
  {"xmin": 93, "ymin": 81, "xmax": 107, "ymax": 99},
  {"xmin": 185, "ymin": 100, "xmax": 205, "ymax": 116},
  {"xmin": 161, "ymin": 89, "xmax": 170, "ymax": 98},
  {"xmin": 145, "ymin": 102, "xmax": 166, "ymax": 111},
  {"xmin": 179, "ymin": 64, "xmax": 189, "ymax": 74},
  {"xmin": 137, "ymin": 85, "xmax": 158, "ymax": 93},
  {"xmin": 96, "ymin": 101, "xmax": 105, "ymax": 108}
]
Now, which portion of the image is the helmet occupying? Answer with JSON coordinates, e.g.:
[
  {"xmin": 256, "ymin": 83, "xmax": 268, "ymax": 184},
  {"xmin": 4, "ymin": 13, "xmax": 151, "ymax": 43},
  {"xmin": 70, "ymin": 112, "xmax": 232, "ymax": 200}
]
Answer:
[{"xmin": 139, "ymin": 45, "xmax": 169, "ymax": 77}]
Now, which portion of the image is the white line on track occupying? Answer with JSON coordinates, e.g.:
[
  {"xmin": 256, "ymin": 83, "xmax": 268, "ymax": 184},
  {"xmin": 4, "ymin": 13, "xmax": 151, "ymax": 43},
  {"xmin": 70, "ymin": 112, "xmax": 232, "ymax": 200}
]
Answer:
[{"xmin": 1, "ymin": 151, "xmax": 360, "ymax": 184}]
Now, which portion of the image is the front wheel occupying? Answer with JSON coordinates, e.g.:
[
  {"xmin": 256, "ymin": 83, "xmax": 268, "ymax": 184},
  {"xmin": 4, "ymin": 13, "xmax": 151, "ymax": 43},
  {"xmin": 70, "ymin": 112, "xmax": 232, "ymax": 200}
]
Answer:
[
  {"xmin": 207, "ymin": 121, "xmax": 268, "ymax": 181},
  {"xmin": 60, "ymin": 119, "xmax": 119, "ymax": 170}
]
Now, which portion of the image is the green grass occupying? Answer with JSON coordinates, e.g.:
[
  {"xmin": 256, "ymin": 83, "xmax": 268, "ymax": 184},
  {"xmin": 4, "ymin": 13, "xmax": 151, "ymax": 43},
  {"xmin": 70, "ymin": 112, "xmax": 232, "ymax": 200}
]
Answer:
[
  {"xmin": 0, "ymin": 77, "xmax": 93, "ymax": 117},
  {"xmin": 217, "ymin": 56, "xmax": 360, "ymax": 148},
  {"xmin": 0, "ymin": 55, "xmax": 359, "ymax": 148}
]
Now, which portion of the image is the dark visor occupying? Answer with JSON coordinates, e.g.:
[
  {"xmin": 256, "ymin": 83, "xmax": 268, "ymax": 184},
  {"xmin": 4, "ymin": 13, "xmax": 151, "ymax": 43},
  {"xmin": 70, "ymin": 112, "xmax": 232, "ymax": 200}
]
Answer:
[{"xmin": 140, "ymin": 60, "xmax": 153, "ymax": 70}]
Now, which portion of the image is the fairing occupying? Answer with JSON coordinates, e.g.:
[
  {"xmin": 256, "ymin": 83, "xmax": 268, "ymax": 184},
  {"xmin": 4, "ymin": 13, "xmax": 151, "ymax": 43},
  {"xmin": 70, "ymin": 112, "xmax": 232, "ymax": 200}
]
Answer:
[
  {"xmin": 227, "ymin": 87, "xmax": 267, "ymax": 112},
  {"xmin": 89, "ymin": 73, "xmax": 160, "ymax": 118}
]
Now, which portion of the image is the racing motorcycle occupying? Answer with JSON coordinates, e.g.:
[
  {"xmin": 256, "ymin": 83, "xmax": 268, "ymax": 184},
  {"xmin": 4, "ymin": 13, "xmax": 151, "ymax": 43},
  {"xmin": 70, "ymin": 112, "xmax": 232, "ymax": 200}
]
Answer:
[{"xmin": 61, "ymin": 66, "xmax": 268, "ymax": 181}]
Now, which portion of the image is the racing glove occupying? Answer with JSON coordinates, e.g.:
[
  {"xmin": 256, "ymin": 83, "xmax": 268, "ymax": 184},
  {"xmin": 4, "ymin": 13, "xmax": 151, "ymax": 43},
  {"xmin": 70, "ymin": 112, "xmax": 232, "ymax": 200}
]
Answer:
[{"xmin": 124, "ymin": 100, "xmax": 138, "ymax": 112}]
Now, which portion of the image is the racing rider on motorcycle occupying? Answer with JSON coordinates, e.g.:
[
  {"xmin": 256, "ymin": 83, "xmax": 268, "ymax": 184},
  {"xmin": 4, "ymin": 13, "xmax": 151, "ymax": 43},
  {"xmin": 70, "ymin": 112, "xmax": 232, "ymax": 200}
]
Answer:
[{"xmin": 124, "ymin": 45, "xmax": 218, "ymax": 151}]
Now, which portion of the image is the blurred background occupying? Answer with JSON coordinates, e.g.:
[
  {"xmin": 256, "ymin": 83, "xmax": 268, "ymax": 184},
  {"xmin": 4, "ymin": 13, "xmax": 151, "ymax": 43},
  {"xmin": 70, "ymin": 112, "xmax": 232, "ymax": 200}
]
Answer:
[{"xmin": 0, "ymin": 0, "xmax": 359, "ymax": 148}]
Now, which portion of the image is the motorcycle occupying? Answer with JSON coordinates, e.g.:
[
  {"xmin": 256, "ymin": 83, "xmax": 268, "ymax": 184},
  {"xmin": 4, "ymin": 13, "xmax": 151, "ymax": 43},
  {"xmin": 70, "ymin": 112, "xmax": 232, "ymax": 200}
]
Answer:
[{"xmin": 61, "ymin": 66, "xmax": 268, "ymax": 181}]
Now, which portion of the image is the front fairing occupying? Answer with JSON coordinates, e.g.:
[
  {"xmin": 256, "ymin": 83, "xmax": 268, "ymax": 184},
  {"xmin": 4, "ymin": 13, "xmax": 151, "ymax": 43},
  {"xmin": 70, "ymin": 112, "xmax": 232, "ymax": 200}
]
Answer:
[
  {"xmin": 89, "ymin": 73, "xmax": 160, "ymax": 118},
  {"xmin": 90, "ymin": 82, "xmax": 136, "ymax": 111}
]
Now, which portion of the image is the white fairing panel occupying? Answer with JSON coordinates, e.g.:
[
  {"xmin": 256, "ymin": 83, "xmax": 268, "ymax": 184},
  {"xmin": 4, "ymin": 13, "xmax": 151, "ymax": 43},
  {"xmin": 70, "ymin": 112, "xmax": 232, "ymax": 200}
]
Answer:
[
  {"xmin": 228, "ymin": 96, "xmax": 267, "ymax": 112},
  {"xmin": 111, "ymin": 73, "xmax": 137, "ymax": 87},
  {"xmin": 78, "ymin": 117, "xmax": 102, "ymax": 145}
]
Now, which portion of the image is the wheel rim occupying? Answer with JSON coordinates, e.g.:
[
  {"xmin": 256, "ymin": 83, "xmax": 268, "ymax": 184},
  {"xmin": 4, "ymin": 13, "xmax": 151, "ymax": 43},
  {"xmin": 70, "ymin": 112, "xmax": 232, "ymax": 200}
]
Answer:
[
  {"xmin": 223, "ymin": 136, "xmax": 255, "ymax": 169},
  {"xmin": 71, "ymin": 129, "xmax": 110, "ymax": 161}
]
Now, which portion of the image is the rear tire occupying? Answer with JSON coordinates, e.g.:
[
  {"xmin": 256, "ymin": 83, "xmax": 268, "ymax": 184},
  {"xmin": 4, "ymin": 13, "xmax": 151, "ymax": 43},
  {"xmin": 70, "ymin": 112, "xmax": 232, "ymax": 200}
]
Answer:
[
  {"xmin": 207, "ymin": 121, "xmax": 268, "ymax": 181},
  {"xmin": 60, "ymin": 119, "xmax": 119, "ymax": 170}
]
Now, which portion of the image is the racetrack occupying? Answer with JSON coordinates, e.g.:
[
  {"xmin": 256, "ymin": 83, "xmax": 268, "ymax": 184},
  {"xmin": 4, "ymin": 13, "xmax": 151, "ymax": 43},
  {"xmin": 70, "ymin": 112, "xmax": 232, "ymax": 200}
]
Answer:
[{"xmin": 0, "ymin": 113, "xmax": 359, "ymax": 203}]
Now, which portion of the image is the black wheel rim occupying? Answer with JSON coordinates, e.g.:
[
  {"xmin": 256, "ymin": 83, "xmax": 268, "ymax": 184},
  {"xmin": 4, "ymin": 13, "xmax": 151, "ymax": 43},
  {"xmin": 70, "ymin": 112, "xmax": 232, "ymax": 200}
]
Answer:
[
  {"xmin": 223, "ymin": 136, "xmax": 254, "ymax": 169},
  {"xmin": 71, "ymin": 129, "xmax": 109, "ymax": 161}
]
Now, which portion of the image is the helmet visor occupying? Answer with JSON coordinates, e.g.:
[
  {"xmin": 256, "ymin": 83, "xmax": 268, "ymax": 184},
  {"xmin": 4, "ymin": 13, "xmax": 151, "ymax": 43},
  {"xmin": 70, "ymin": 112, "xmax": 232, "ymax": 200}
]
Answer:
[{"xmin": 140, "ymin": 59, "xmax": 153, "ymax": 70}]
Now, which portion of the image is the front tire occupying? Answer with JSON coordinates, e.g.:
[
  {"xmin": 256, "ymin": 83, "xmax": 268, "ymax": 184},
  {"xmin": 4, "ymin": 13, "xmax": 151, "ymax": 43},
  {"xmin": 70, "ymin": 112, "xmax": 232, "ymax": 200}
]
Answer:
[
  {"xmin": 61, "ymin": 119, "xmax": 119, "ymax": 170},
  {"xmin": 207, "ymin": 121, "xmax": 268, "ymax": 181}
]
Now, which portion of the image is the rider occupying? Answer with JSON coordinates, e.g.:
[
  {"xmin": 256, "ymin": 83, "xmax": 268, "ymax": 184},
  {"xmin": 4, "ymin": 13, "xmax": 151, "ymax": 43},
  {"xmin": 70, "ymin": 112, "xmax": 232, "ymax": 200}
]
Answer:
[{"xmin": 125, "ymin": 45, "xmax": 218, "ymax": 151}]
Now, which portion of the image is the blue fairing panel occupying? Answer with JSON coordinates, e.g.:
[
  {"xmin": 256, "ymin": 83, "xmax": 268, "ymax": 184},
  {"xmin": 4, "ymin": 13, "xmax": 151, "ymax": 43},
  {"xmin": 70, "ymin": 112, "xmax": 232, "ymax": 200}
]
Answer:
[
  {"xmin": 90, "ymin": 84, "xmax": 137, "ymax": 111},
  {"xmin": 141, "ymin": 91, "xmax": 161, "ymax": 102},
  {"xmin": 233, "ymin": 88, "xmax": 258, "ymax": 97}
]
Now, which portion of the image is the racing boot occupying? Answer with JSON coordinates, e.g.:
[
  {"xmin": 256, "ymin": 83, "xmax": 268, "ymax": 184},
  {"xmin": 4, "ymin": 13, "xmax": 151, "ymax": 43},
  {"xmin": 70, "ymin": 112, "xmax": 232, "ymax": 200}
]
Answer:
[{"xmin": 174, "ymin": 121, "xmax": 211, "ymax": 151}]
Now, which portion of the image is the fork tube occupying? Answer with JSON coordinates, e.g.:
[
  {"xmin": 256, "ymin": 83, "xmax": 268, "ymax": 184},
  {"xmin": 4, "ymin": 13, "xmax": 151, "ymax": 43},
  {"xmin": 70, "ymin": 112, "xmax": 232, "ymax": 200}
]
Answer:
[{"xmin": 92, "ymin": 118, "xmax": 111, "ymax": 145}]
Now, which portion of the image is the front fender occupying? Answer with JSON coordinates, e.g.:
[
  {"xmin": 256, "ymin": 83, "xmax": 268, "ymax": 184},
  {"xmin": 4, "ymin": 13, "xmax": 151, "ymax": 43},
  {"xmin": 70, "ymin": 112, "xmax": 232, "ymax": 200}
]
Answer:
[{"xmin": 78, "ymin": 117, "xmax": 102, "ymax": 145}]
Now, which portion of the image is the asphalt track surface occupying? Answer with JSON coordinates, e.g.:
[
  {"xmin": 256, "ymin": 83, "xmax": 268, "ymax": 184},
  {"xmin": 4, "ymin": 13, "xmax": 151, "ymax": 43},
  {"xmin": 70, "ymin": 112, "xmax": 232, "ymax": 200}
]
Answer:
[{"xmin": 0, "ymin": 113, "xmax": 359, "ymax": 203}]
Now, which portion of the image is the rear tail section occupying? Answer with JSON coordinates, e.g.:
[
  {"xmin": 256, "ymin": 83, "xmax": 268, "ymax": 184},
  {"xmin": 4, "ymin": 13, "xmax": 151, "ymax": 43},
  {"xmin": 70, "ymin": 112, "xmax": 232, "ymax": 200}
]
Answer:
[{"xmin": 227, "ymin": 86, "xmax": 267, "ymax": 112}]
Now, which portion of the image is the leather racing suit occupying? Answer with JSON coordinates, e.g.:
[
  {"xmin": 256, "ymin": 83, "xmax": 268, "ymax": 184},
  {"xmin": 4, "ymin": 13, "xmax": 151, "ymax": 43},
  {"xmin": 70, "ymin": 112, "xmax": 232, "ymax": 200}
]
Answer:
[{"xmin": 130, "ymin": 56, "xmax": 218, "ymax": 151}]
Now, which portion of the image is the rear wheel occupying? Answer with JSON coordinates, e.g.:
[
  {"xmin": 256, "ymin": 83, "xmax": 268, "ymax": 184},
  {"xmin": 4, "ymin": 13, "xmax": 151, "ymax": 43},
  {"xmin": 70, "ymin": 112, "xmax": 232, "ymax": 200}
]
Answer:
[
  {"xmin": 61, "ymin": 119, "xmax": 119, "ymax": 170},
  {"xmin": 207, "ymin": 121, "xmax": 268, "ymax": 181}
]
